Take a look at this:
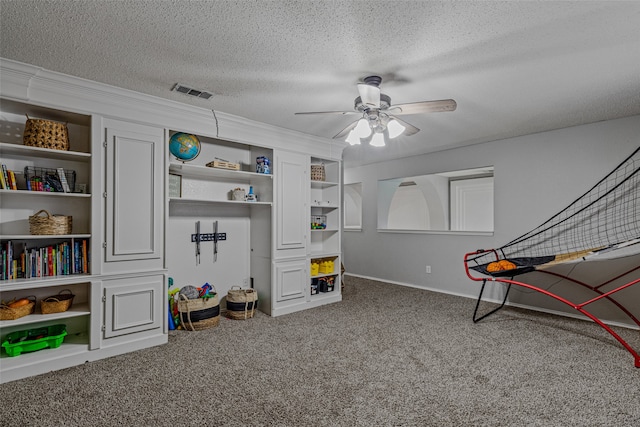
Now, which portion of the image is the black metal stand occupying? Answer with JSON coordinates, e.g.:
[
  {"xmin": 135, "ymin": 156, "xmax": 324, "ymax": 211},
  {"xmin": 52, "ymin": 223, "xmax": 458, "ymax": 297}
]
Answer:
[{"xmin": 472, "ymin": 279, "xmax": 512, "ymax": 323}]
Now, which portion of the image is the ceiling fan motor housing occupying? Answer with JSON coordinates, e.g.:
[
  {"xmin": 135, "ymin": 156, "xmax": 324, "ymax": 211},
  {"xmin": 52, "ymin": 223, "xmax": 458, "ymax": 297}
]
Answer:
[{"xmin": 354, "ymin": 94, "xmax": 391, "ymax": 112}]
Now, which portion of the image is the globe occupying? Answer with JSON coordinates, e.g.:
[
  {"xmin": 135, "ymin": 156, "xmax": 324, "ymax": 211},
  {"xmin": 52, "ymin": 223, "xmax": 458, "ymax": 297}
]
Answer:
[{"xmin": 169, "ymin": 132, "xmax": 201, "ymax": 162}]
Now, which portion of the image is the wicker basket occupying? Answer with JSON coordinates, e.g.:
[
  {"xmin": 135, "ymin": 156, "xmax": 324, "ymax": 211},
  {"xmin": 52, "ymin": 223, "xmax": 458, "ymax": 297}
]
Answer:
[
  {"xmin": 226, "ymin": 286, "xmax": 258, "ymax": 320},
  {"xmin": 310, "ymin": 164, "xmax": 326, "ymax": 181},
  {"xmin": 41, "ymin": 289, "xmax": 75, "ymax": 314},
  {"xmin": 0, "ymin": 296, "xmax": 36, "ymax": 320},
  {"xmin": 23, "ymin": 114, "xmax": 70, "ymax": 151},
  {"xmin": 29, "ymin": 210, "xmax": 72, "ymax": 235}
]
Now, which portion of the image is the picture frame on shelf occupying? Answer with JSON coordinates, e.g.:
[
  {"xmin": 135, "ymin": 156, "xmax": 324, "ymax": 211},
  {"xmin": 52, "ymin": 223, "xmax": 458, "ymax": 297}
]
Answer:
[{"xmin": 169, "ymin": 173, "xmax": 182, "ymax": 198}]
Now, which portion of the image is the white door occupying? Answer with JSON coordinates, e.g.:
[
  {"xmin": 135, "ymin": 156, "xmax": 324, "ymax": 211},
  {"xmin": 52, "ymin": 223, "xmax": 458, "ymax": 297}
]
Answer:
[
  {"xmin": 450, "ymin": 177, "xmax": 494, "ymax": 232},
  {"xmin": 274, "ymin": 259, "xmax": 307, "ymax": 302},
  {"xmin": 103, "ymin": 275, "xmax": 163, "ymax": 338},
  {"xmin": 104, "ymin": 119, "xmax": 164, "ymax": 263},
  {"xmin": 275, "ymin": 151, "xmax": 308, "ymax": 253}
]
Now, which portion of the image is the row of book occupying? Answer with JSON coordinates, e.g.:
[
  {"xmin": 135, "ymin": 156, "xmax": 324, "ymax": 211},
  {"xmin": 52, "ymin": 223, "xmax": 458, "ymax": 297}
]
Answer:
[
  {"xmin": 0, "ymin": 164, "xmax": 18, "ymax": 190},
  {"xmin": 1, "ymin": 239, "xmax": 89, "ymax": 281}
]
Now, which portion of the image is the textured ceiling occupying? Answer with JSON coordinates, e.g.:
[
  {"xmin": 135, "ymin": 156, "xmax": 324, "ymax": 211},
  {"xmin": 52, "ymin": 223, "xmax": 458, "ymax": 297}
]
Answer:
[{"xmin": 1, "ymin": 1, "xmax": 640, "ymax": 167}]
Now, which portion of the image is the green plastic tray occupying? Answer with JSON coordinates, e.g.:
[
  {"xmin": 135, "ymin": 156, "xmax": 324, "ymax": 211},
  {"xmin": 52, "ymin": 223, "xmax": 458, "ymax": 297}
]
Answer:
[{"xmin": 2, "ymin": 324, "xmax": 67, "ymax": 357}]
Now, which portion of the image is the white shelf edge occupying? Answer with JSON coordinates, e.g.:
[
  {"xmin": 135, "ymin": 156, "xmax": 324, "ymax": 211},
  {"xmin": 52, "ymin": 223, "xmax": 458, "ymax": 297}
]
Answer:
[
  {"xmin": 169, "ymin": 162, "xmax": 272, "ymax": 180},
  {"xmin": 310, "ymin": 273, "xmax": 339, "ymax": 279},
  {"xmin": 0, "ymin": 274, "xmax": 93, "ymax": 290},
  {"xmin": 0, "ymin": 189, "xmax": 91, "ymax": 198},
  {"xmin": 0, "ymin": 303, "xmax": 90, "ymax": 328},
  {"xmin": 310, "ymin": 204, "xmax": 339, "ymax": 209},
  {"xmin": 169, "ymin": 197, "xmax": 271, "ymax": 207},
  {"xmin": 311, "ymin": 180, "xmax": 339, "ymax": 188},
  {"xmin": 0, "ymin": 334, "xmax": 89, "ymax": 366},
  {"xmin": 0, "ymin": 234, "xmax": 91, "ymax": 240},
  {"xmin": 309, "ymin": 251, "xmax": 341, "ymax": 258},
  {"xmin": 0, "ymin": 142, "xmax": 91, "ymax": 160}
]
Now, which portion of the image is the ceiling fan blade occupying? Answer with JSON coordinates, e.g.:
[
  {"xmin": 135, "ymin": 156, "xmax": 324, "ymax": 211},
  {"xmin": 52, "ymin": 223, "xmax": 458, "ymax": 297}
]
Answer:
[
  {"xmin": 357, "ymin": 84, "xmax": 381, "ymax": 108},
  {"xmin": 388, "ymin": 99, "xmax": 457, "ymax": 115},
  {"xmin": 333, "ymin": 120, "xmax": 359, "ymax": 139},
  {"xmin": 294, "ymin": 110, "xmax": 358, "ymax": 115},
  {"xmin": 389, "ymin": 115, "xmax": 420, "ymax": 136}
]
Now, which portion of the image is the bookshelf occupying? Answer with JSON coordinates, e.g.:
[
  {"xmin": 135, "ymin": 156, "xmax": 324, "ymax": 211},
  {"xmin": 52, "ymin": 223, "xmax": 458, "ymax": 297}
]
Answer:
[{"xmin": 0, "ymin": 99, "xmax": 94, "ymax": 381}]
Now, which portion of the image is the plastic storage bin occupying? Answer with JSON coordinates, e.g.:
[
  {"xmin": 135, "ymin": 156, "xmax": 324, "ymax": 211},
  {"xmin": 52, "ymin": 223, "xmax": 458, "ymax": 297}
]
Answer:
[{"xmin": 2, "ymin": 324, "xmax": 67, "ymax": 357}]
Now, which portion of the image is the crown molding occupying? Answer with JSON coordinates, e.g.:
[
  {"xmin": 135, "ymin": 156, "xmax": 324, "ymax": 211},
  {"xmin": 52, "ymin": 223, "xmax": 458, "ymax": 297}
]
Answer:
[{"xmin": 0, "ymin": 58, "xmax": 346, "ymax": 159}]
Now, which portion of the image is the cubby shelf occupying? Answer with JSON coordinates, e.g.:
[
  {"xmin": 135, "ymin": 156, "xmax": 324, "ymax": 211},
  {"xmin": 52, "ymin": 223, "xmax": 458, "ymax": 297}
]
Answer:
[
  {"xmin": 0, "ymin": 274, "xmax": 92, "ymax": 291},
  {"xmin": 0, "ymin": 234, "xmax": 91, "ymax": 240},
  {"xmin": 169, "ymin": 162, "xmax": 272, "ymax": 181},
  {"xmin": 0, "ymin": 142, "xmax": 91, "ymax": 162},
  {"xmin": 169, "ymin": 197, "xmax": 271, "ymax": 207},
  {"xmin": 0, "ymin": 189, "xmax": 91, "ymax": 198},
  {"xmin": 0, "ymin": 303, "xmax": 90, "ymax": 328}
]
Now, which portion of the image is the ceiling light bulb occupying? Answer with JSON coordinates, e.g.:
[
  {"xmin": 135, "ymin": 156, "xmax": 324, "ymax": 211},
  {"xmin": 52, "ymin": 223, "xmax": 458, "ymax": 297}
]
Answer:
[
  {"xmin": 387, "ymin": 119, "xmax": 406, "ymax": 139},
  {"xmin": 370, "ymin": 132, "xmax": 386, "ymax": 147},
  {"xmin": 354, "ymin": 118, "xmax": 372, "ymax": 138},
  {"xmin": 345, "ymin": 130, "xmax": 361, "ymax": 145}
]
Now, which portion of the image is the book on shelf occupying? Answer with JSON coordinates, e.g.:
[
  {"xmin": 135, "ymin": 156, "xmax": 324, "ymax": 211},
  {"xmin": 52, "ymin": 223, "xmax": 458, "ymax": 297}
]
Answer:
[
  {"xmin": 57, "ymin": 167, "xmax": 71, "ymax": 193},
  {"xmin": 8, "ymin": 170, "xmax": 17, "ymax": 190}
]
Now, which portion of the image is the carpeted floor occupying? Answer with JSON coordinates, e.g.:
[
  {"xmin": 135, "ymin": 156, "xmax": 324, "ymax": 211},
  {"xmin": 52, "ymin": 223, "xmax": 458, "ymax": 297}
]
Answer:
[{"xmin": 1, "ymin": 276, "xmax": 639, "ymax": 426}]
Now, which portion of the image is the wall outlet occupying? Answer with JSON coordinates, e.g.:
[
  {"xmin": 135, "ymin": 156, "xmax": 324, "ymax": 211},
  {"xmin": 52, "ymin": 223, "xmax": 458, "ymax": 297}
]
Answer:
[{"xmin": 426, "ymin": 265, "xmax": 431, "ymax": 274}]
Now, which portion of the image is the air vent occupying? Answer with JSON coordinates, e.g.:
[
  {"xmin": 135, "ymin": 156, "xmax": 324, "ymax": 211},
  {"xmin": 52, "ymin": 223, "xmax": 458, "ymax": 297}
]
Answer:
[{"xmin": 172, "ymin": 83, "xmax": 214, "ymax": 100}]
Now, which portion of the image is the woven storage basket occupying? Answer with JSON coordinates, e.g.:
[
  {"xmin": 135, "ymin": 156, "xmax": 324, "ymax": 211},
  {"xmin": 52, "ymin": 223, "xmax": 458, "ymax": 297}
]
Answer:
[
  {"xmin": 29, "ymin": 209, "xmax": 72, "ymax": 235},
  {"xmin": 0, "ymin": 296, "xmax": 36, "ymax": 321},
  {"xmin": 23, "ymin": 114, "xmax": 70, "ymax": 151},
  {"xmin": 310, "ymin": 164, "xmax": 326, "ymax": 181},
  {"xmin": 41, "ymin": 289, "xmax": 75, "ymax": 314},
  {"xmin": 226, "ymin": 286, "xmax": 258, "ymax": 320},
  {"xmin": 178, "ymin": 293, "xmax": 220, "ymax": 331}
]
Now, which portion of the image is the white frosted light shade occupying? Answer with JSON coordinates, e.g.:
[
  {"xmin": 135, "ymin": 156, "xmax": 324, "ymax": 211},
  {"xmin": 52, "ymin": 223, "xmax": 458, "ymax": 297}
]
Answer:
[
  {"xmin": 387, "ymin": 119, "xmax": 406, "ymax": 139},
  {"xmin": 354, "ymin": 118, "xmax": 372, "ymax": 138},
  {"xmin": 370, "ymin": 132, "xmax": 385, "ymax": 147},
  {"xmin": 345, "ymin": 130, "xmax": 361, "ymax": 145}
]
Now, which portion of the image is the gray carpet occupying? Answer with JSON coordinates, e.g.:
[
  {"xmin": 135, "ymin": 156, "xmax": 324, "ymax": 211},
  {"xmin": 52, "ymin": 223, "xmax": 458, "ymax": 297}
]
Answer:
[{"xmin": 1, "ymin": 276, "xmax": 639, "ymax": 426}]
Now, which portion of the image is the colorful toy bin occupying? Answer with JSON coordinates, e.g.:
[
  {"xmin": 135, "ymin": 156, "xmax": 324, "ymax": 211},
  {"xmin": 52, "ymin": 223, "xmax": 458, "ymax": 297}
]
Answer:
[{"xmin": 311, "ymin": 215, "xmax": 327, "ymax": 230}]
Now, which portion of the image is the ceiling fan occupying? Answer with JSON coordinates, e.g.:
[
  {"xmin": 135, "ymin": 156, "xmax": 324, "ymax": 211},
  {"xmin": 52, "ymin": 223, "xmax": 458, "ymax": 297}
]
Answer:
[{"xmin": 295, "ymin": 75, "xmax": 457, "ymax": 146}]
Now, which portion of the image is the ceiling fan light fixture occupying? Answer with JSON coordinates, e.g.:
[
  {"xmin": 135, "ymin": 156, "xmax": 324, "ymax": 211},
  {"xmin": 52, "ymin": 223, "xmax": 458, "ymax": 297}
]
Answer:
[
  {"xmin": 345, "ymin": 130, "xmax": 361, "ymax": 145},
  {"xmin": 354, "ymin": 118, "xmax": 372, "ymax": 138},
  {"xmin": 387, "ymin": 119, "xmax": 406, "ymax": 139},
  {"xmin": 370, "ymin": 132, "xmax": 386, "ymax": 147}
]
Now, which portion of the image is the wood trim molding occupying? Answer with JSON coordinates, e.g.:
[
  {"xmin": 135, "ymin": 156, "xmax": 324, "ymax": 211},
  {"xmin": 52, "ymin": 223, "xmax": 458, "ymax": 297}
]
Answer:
[{"xmin": 0, "ymin": 58, "xmax": 346, "ymax": 160}]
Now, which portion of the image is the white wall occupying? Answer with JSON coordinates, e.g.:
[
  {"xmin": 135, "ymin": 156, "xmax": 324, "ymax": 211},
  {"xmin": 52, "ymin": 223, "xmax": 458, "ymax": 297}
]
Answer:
[{"xmin": 343, "ymin": 115, "xmax": 640, "ymax": 327}]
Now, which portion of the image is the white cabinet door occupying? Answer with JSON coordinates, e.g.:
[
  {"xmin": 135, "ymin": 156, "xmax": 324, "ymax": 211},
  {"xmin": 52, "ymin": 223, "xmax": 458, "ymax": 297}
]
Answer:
[
  {"xmin": 103, "ymin": 119, "xmax": 164, "ymax": 264},
  {"xmin": 275, "ymin": 150, "xmax": 308, "ymax": 253},
  {"xmin": 103, "ymin": 274, "xmax": 164, "ymax": 338},
  {"xmin": 274, "ymin": 258, "xmax": 307, "ymax": 302}
]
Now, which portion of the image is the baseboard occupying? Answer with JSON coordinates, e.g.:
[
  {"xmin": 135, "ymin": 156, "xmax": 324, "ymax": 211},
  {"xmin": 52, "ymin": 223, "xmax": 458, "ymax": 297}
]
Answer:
[{"xmin": 343, "ymin": 272, "xmax": 639, "ymax": 331}]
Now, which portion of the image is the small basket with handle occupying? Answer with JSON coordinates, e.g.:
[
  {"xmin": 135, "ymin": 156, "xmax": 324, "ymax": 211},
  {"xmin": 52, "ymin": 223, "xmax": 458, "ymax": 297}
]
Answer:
[
  {"xmin": 178, "ymin": 289, "xmax": 220, "ymax": 331},
  {"xmin": 226, "ymin": 286, "xmax": 258, "ymax": 320},
  {"xmin": 29, "ymin": 209, "xmax": 72, "ymax": 235},
  {"xmin": 41, "ymin": 289, "xmax": 75, "ymax": 314},
  {"xmin": 0, "ymin": 296, "xmax": 36, "ymax": 321}
]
